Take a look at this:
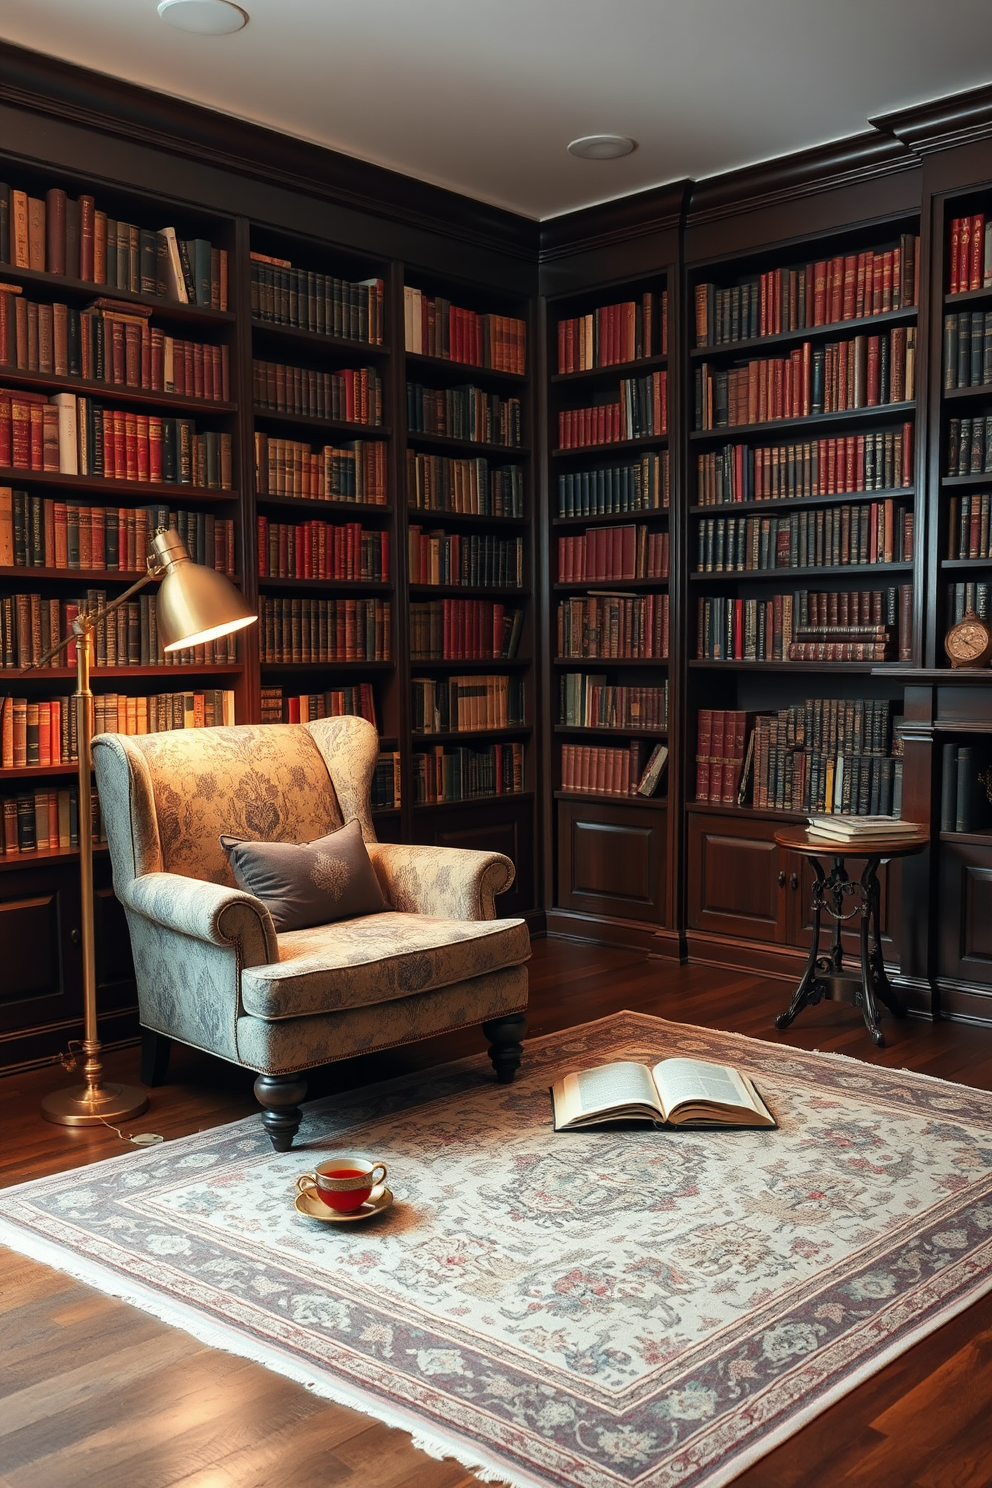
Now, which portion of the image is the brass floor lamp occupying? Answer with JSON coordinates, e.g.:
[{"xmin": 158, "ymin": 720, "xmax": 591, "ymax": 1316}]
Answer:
[{"xmin": 9, "ymin": 528, "xmax": 258, "ymax": 1127}]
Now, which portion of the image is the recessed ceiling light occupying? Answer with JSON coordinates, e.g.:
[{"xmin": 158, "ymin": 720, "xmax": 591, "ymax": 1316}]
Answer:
[
  {"xmin": 567, "ymin": 136, "xmax": 637, "ymax": 161},
  {"xmin": 157, "ymin": 0, "xmax": 249, "ymax": 34}
]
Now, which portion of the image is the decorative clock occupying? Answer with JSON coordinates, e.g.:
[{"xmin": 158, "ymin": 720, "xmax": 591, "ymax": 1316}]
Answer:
[{"xmin": 944, "ymin": 608, "xmax": 992, "ymax": 669}]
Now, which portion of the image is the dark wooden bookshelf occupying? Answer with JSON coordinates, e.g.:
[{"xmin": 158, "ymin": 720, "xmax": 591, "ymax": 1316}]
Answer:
[{"xmin": 689, "ymin": 305, "xmax": 917, "ymax": 361}]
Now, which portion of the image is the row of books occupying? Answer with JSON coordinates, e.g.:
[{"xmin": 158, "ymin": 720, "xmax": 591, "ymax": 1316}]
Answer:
[
  {"xmin": 0, "ymin": 787, "xmax": 102, "ymax": 855},
  {"xmin": 411, "ymin": 674, "xmax": 525, "ymax": 734},
  {"xmin": 557, "ymin": 371, "xmax": 667, "ymax": 449},
  {"xmin": 739, "ymin": 698, "xmax": 897, "ymax": 759},
  {"xmin": 948, "ymin": 215, "xmax": 992, "ymax": 295},
  {"xmin": 949, "ymin": 582, "xmax": 991, "ymax": 623},
  {"xmin": 253, "ymin": 433, "xmax": 386, "ymax": 503},
  {"xmin": 249, "ymin": 253, "xmax": 383, "ymax": 344},
  {"xmin": 694, "ymin": 709, "xmax": 750, "ymax": 803},
  {"xmin": 749, "ymin": 731, "xmax": 902, "ymax": 815},
  {"xmin": 557, "ymin": 525, "xmax": 669, "ymax": 582},
  {"xmin": 0, "ymin": 389, "xmax": 233, "ymax": 487},
  {"xmin": 402, "ymin": 288, "xmax": 525, "ymax": 375},
  {"xmin": 406, "ymin": 382, "xmax": 523, "ymax": 448},
  {"xmin": 406, "ymin": 451, "xmax": 524, "ymax": 518},
  {"xmin": 252, "ymin": 359, "xmax": 382, "ymax": 425},
  {"xmin": 695, "ymin": 501, "xmax": 913, "ymax": 572},
  {"xmin": 948, "ymin": 494, "xmax": 992, "ymax": 560},
  {"xmin": 693, "ymin": 238, "xmax": 919, "ymax": 347},
  {"xmin": 0, "ymin": 689, "xmax": 235, "ymax": 768},
  {"xmin": 0, "ymin": 291, "xmax": 230, "ymax": 400},
  {"xmin": 694, "ymin": 330, "xmax": 916, "ymax": 430},
  {"xmin": 940, "ymin": 742, "xmax": 992, "ymax": 833},
  {"xmin": 0, "ymin": 492, "xmax": 235, "ymax": 574},
  {"xmin": 0, "ymin": 185, "xmax": 226, "ymax": 306},
  {"xmin": 556, "ymin": 291, "xmax": 667, "ymax": 373},
  {"xmin": 372, "ymin": 751, "xmax": 401, "ymax": 810},
  {"xmin": 556, "ymin": 593, "xmax": 670, "ymax": 660},
  {"xmin": 1, "ymin": 589, "xmax": 237, "ymax": 669},
  {"xmin": 258, "ymin": 684, "xmax": 377, "ymax": 727},
  {"xmin": 943, "ymin": 310, "xmax": 992, "ymax": 390},
  {"xmin": 256, "ymin": 518, "xmax": 388, "ymax": 583},
  {"xmin": 695, "ymin": 426, "xmax": 914, "ymax": 507},
  {"xmin": 560, "ymin": 741, "xmax": 668, "ymax": 798},
  {"xmin": 695, "ymin": 585, "xmax": 912, "ymax": 662},
  {"xmin": 946, "ymin": 417, "xmax": 992, "ymax": 477},
  {"xmin": 258, "ymin": 596, "xmax": 390, "ymax": 663},
  {"xmin": 560, "ymin": 675, "xmax": 668, "ymax": 731},
  {"xmin": 408, "ymin": 600, "xmax": 523, "ymax": 661},
  {"xmin": 407, "ymin": 527, "xmax": 523, "ymax": 589},
  {"xmin": 411, "ymin": 743, "xmax": 524, "ymax": 803},
  {"xmin": 557, "ymin": 452, "xmax": 669, "ymax": 518}
]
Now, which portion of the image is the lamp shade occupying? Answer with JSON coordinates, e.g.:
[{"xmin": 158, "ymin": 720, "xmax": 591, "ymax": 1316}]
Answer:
[{"xmin": 151, "ymin": 528, "xmax": 257, "ymax": 651}]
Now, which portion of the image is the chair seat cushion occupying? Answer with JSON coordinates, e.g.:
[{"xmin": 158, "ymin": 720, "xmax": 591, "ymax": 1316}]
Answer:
[{"xmin": 239, "ymin": 911, "xmax": 530, "ymax": 1020}]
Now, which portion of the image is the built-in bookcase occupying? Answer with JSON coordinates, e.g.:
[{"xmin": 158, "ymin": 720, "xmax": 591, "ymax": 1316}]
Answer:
[
  {"xmin": 683, "ymin": 213, "xmax": 922, "ymax": 974},
  {"xmin": 247, "ymin": 225, "xmax": 400, "ymax": 823},
  {"xmin": 546, "ymin": 274, "xmax": 673, "ymax": 937},
  {"xmin": 400, "ymin": 271, "xmax": 536, "ymax": 912}
]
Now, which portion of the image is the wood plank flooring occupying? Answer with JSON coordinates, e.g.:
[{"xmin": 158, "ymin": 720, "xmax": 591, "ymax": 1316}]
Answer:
[{"xmin": 3, "ymin": 939, "xmax": 992, "ymax": 1488}]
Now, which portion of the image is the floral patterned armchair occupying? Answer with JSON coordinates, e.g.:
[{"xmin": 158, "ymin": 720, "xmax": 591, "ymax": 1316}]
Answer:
[{"xmin": 92, "ymin": 716, "xmax": 529, "ymax": 1149}]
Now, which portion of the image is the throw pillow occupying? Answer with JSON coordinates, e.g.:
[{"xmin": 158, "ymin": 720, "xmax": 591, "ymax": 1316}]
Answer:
[{"xmin": 220, "ymin": 818, "xmax": 386, "ymax": 931}]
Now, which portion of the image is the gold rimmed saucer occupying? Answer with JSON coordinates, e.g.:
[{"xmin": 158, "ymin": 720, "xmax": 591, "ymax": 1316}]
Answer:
[{"xmin": 294, "ymin": 1183, "xmax": 393, "ymax": 1223}]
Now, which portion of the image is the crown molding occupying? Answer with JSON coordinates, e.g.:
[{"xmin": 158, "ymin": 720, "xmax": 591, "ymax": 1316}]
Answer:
[
  {"xmin": 871, "ymin": 81, "xmax": 992, "ymax": 154},
  {"xmin": 0, "ymin": 40, "xmax": 539, "ymax": 262},
  {"xmin": 539, "ymin": 180, "xmax": 690, "ymax": 262},
  {"xmin": 687, "ymin": 131, "xmax": 916, "ymax": 228}
]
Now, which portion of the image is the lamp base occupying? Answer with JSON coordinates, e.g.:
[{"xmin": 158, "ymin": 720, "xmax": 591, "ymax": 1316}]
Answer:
[{"xmin": 41, "ymin": 1081, "xmax": 149, "ymax": 1127}]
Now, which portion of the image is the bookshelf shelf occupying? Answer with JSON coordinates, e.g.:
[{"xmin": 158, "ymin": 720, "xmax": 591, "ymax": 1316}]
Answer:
[
  {"xmin": 413, "ymin": 727, "xmax": 531, "ymax": 743},
  {"xmin": 250, "ymin": 320, "xmax": 390, "ymax": 359},
  {"xmin": 258, "ymin": 660, "xmax": 394, "ymax": 672},
  {"xmin": 555, "ymin": 725, "xmax": 667, "ymax": 739},
  {"xmin": 690, "ymin": 401, "xmax": 916, "ymax": 443},
  {"xmin": 689, "ymin": 658, "xmax": 909, "ymax": 673},
  {"xmin": 690, "ymin": 561, "xmax": 913, "ymax": 582},
  {"xmin": 412, "ymin": 791, "xmax": 534, "ymax": 811},
  {"xmin": 941, "ymin": 558, "xmax": 992, "ymax": 570},
  {"xmin": 256, "ymin": 494, "xmax": 393, "ymax": 516},
  {"xmin": 0, "ymin": 468, "xmax": 239, "ymax": 501},
  {"xmin": 0, "ymin": 663, "xmax": 244, "ymax": 680},
  {"xmin": 252, "ymin": 407, "xmax": 389, "ymax": 438},
  {"xmin": 551, "ymin": 353, "xmax": 668, "ymax": 386},
  {"xmin": 554, "ymin": 789, "xmax": 666, "ymax": 810},
  {"xmin": 689, "ymin": 486, "xmax": 914, "ymax": 517},
  {"xmin": 0, "ymin": 263, "xmax": 236, "ymax": 327},
  {"xmin": 554, "ymin": 656, "xmax": 668, "ymax": 668},
  {"xmin": 554, "ymin": 509, "xmax": 669, "ymax": 527},
  {"xmin": 689, "ymin": 306, "xmax": 917, "ymax": 362},
  {"xmin": 0, "ymin": 842, "xmax": 110, "ymax": 873},
  {"xmin": 941, "ymin": 474, "xmax": 992, "ymax": 489},
  {"xmin": 944, "ymin": 385, "xmax": 992, "ymax": 405},
  {"xmin": 408, "ymin": 658, "xmax": 530, "ymax": 671},
  {"xmin": 0, "ymin": 764, "xmax": 80, "ymax": 780},
  {"xmin": 553, "ymin": 433, "xmax": 668, "ymax": 459},
  {"xmin": 945, "ymin": 287, "xmax": 992, "ymax": 308},
  {"xmin": 257, "ymin": 577, "xmax": 393, "ymax": 592},
  {"xmin": 404, "ymin": 352, "xmax": 526, "ymax": 387},
  {"xmin": 554, "ymin": 578, "xmax": 668, "ymax": 592},
  {"xmin": 408, "ymin": 583, "xmax": 526, "ymax": 598},
  {"xmin": 405, "ymin": 430, "xmax": 528, "ymax": 459},
  {"xmin": 406, "ymin": 507, "xmax": 528, "ymax": 530},
  {"xmin": 0, "ymin": 367, "xmax": 236, "ymax": 415}
]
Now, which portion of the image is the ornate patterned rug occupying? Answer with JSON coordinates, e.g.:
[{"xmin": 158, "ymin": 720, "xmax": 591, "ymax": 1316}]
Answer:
[{"xmin": 3, "ymin": 1011, "xmax": 992, "ymax": 1488}]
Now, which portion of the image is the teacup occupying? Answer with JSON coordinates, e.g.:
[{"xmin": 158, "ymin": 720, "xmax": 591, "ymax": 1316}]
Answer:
[{"xmin": 296, "ymin": 1155, "xmax": 387, "ymax": 1212}]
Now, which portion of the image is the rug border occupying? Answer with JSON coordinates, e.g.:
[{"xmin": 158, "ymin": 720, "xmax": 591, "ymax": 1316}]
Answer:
[{"xmin": 4, "ymin": 1010, "xmax": 992, "ymax": 1488}]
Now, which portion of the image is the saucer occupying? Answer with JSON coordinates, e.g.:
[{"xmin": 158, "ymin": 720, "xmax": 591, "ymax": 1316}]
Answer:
[{"xmin": 294, "ymin": 1183, "xmax": 392, "ymax": 1222}]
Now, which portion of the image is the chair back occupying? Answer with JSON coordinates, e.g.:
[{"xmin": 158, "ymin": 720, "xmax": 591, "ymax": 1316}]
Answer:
[{"xmin": 93, "ymin": 715, "xmax": 379, "ymax": 889}]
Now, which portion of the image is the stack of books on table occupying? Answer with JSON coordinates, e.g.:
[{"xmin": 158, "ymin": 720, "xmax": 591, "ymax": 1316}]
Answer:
[{"xmin": 805, "ymin": 815, "xmax": 921, "ymax": 844}]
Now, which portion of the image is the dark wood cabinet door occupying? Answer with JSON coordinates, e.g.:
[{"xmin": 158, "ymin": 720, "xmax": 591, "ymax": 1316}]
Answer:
[
  {"xmin": 557, "ymin": 800, "xmax": 666, "ymax": 924},
  {"xmin": 787, "ymin": 854, "xmax": 902, "ymax": 965},
  {"xmin": 0, "ymin": 861, "xmax": 83, "ymax": 1069},
  {"xmin": 687, "ymin": 814, "xmax": 787, "ymax": 943},
  {"xmin": 418, "ymin": 801, "xmax": 535, "ymax": 918},
  {"xmin": 939, "ymin": 840, "xmax": 992, "ymax": 987}
]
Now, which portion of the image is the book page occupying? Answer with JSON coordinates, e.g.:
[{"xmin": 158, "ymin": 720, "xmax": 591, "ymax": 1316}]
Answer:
[
  {"xmin": 651, "ymin": 1058, "xmax": 757, "ymax": 1119},
  {"xmin": 553, "ymin": 1061, "xmax": 663, "ymax": 1127}
]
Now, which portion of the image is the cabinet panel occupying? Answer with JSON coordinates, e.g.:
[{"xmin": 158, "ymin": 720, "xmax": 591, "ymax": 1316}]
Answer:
[
  {"xmin": 557, "ymin": 800, "xmax": 666, "ymax": 923},
  {"xmin": 0, "ymin": 862, "xmax": 82, "ymax": 1068},
  {"xmin": 420, "ymin": 802, "xmax": 534, "ymax": 917},
  {"xmin": 688, "ymin": 814, "xmax": 786, "ymax": 943},
  {"xmin": 939, "ymin": 841, "xmax": 992, "ymax": 986}
]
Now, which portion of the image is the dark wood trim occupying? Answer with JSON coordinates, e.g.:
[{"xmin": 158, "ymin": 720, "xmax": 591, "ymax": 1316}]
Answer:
[
  {"xmin": 540, "ymin": 181, "xmax": 691, "ymax": 262},
  {"xmin": 545, "ymin": 908, "xmax": 664, "ymax": 954},
  {"xmin": 872, "ymin": 81, "xmax": 992, "ymax": 154},
  {"xmin": 0, "ymin": 40, "xmax": 538, "ymax": 262}
]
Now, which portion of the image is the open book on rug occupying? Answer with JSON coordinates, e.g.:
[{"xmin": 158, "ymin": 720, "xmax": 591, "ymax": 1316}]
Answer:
[{"xmin": 551, "ymin": 1057, "xmax": 776, "ymax": 1131}]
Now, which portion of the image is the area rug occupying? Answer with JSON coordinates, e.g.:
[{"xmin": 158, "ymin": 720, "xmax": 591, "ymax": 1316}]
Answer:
[{"xmin": 3, "ymin": 1013, "xmax": 992, "ymax": 1488}]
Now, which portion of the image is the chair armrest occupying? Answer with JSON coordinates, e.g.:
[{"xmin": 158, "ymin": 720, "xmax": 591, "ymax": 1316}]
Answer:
[
  {"xmin": 124, "ymin": 873, "xmax": 277, "ymax": 966},
  {"xmin": 367, "ymin": 842, "xmax": 515, "ymax": 921}
]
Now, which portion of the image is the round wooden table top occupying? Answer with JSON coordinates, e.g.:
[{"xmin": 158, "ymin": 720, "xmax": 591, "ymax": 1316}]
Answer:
[{"xmin": 773, "ymin": 824, "xmax": 930, "ymax": 858}]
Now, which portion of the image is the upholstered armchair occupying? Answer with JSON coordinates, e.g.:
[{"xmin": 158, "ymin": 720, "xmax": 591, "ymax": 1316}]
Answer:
[{"xmin": 92, "ymin": 716, "xmax": 529, "ymax": 1149}]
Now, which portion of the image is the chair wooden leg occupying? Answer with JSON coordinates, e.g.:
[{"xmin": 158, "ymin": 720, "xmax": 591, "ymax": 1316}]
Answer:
[
  {"xmin": 140, "ymin": 1029, "xmax": 172, "ymax": 1087},
  {"xmin": 254, "ymin": 1072, "xmax": 308, "ymax": 1151},
  {"xmin": 483, "ymin": 1014, "xmax": 527, "ymax": 1085}
]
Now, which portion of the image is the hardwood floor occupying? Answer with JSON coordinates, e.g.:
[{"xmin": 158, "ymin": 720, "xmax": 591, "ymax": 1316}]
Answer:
[{"xmin": 2, "ymin": 938, "xmax": 992, "ymax": 1488}]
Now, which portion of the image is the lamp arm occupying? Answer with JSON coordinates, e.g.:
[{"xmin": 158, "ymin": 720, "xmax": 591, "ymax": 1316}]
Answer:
[{"xmin": 18, "ymin": 561, "xmax": 163, "ymax": 677}]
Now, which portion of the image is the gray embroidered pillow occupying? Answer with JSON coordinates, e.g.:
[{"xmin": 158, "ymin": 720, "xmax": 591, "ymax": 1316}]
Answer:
[{"xmin": 220, "ymin": 818, "xmax": 385, "ymax": 931}]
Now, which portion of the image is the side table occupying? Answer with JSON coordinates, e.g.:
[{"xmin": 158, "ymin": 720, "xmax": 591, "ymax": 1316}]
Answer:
[{"xmin": 773, "ymin": 826, "xmax": 930, "ymax": 1047}]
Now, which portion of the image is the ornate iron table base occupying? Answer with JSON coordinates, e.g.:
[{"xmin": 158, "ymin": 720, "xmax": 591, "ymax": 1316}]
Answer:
[{"xmin": 775, "ymin": 853, "xmax": 907, "ymax": 1047}]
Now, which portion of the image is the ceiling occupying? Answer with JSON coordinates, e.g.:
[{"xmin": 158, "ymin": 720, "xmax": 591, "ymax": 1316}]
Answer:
[{"xmin": 1, "ymin": 0, "xmax": 992, "ymax": 221}]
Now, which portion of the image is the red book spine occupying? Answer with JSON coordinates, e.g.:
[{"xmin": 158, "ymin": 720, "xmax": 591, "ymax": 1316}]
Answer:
[{"xmin": 972, "ymin": 214, "xmax": 985, "ymax": 291}]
